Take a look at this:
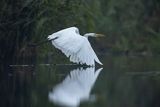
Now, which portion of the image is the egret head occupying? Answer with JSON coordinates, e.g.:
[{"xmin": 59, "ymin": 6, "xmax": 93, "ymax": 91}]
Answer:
[{"xmin": 84, "ymin": 33, "xmax": 105, "ymax": 38}]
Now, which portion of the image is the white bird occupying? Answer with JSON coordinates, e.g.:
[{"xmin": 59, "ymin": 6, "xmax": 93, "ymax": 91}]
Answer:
[
  {"xmin": 47, "ymin": 27, "xmax": 104, "ymax": 66},
  {"xmin": 48, "ymin": 67, "xmax": 102, "ymax": 107}
]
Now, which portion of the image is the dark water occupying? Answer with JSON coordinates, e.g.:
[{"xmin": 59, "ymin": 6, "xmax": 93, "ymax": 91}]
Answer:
[{"xmin": 1, "ymin": 55, "xmax": 160, "ymax": 107}]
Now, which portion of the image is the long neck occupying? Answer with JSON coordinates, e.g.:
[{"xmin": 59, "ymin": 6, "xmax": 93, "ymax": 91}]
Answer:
[
  {"xmin": 84, "ymin": 33, "xmax": 94, "ymax": 38},
  {"xmin": 84, "ymin": 34, "xmax": 89, "ymax": 38}
]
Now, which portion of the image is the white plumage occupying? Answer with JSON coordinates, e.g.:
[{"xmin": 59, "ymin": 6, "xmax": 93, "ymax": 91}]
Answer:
[
  {"xmin": 48, "ymin": 27, "xmax": 103, "ymax": 66},
  {"xmin": 48, "ymin": 67, "xmax": 102, "ymax": 107}
]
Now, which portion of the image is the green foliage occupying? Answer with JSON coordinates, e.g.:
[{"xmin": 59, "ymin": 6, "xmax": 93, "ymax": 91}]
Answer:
[
  {"xmin": 149, "ymin": 30, "xmax": 160, "ymax": 54},
  {"xmin": 79, "ymin": 0, "xmax": 160, "ymax": 54},
  {"xmin": 0, "ymin": 0, "xmax": 82, "ymax": 62},
  {"xmin": 0, "ymin": 0, "xmax": 39, "ymax": 62},
  {"xmin": 0, "ymin": 0, "xmax": 160, "ymax": 63}
]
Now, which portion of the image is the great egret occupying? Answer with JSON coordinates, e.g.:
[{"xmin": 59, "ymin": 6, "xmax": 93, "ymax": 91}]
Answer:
[
  {"xmin": 48, "ymin": 27, "xmax": 104, "ymax": 66},
  {"xmin": 49, "ymin": 67, "xmax": 102, "ymax": 107}
]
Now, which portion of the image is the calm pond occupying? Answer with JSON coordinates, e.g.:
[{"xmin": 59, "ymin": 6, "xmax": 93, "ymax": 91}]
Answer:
[{"xmin": 1, "ymin": 55, "xmax": 160, "ymax": 107}]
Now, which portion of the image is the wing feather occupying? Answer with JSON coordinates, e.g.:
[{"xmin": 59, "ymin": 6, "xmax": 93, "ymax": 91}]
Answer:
[
  {"xmin": 75, "ymin": 37, "xmax": 102, "ymax": 66},
  {"xmin": 48, "ymin": 27, "xmax": 102, "ymax": 66}
]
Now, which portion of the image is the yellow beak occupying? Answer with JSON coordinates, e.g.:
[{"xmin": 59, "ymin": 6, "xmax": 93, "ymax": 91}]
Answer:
[{"xmin": 95, "ymin": 34, "xmax": 105, "ymax": 37}]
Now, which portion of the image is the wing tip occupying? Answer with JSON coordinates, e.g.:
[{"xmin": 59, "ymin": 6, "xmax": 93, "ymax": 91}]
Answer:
[
  {"xmin": 95, "ymin": 60, "xmax": 103, "ymax": 65},
  {"xmin": 99, "ymin": 62, "xmax": 103, "ymax": 65}
]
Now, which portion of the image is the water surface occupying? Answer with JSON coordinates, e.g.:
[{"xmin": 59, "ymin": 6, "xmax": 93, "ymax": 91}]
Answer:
[{"xmin": 1, "ymin": 55, "xmax": 160, "ymax": 107}]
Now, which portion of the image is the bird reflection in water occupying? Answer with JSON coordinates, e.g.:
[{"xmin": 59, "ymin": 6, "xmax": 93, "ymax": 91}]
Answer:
[{"xmin": 48, "ymin": 67, "xmax": 102, "ymax": 107}]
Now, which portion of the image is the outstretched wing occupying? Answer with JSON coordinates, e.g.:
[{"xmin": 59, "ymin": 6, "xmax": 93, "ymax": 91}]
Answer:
[
  {"xmin": 75, "ymin": 37, "xmax": 102, "ymax": 66},
  {"xmin": 48, "ymin": 27, "xmax": 102, "ymax": 66}
]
